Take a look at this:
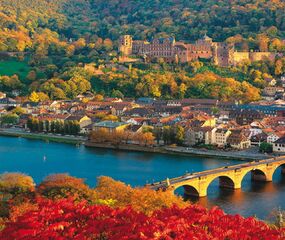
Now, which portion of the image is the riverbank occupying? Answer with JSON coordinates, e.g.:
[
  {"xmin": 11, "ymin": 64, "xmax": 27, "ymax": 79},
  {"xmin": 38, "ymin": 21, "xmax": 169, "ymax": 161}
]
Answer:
[
  {"xmin": 165, "ymin": 146, "xmax": 272, "ymax": 160},
  {"xmin": 85, "ymin": 142, "xmax": 167, "ymax": 153},
  {"xmin": 85, "ymin": 141, "xmax": 271, "ymax": 160},
  {"xmin": 0, "ymin": 129, "xmax": 86, "ymax": 144},
  {"xmin": 0, "ymin": 128, "xmax": 271, "ymax": 160}
]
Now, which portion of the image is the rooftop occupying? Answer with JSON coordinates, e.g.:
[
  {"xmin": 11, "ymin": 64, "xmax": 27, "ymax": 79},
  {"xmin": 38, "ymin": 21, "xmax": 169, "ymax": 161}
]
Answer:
[{"xmin": 93, "ymin": 121, "xmax": 128, "ymax": 128}]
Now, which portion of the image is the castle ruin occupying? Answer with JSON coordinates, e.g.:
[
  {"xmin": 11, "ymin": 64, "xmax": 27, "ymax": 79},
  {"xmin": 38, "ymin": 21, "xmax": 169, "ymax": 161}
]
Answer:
[{"xmin": 119, "ymin": 35, "xmax": 278, "ymax": 67}]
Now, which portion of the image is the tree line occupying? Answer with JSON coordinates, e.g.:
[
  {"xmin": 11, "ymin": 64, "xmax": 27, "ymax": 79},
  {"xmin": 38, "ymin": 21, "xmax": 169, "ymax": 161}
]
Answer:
[{"xmin": 27, "ymin": 118, "xmax": 80, "ymax": 135}]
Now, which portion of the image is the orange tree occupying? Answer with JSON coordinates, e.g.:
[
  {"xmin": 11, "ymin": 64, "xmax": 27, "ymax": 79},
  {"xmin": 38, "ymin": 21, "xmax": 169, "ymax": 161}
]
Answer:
[{"xmin": 37, "ymin": 174, "xmax": 96, "ymax": 202}]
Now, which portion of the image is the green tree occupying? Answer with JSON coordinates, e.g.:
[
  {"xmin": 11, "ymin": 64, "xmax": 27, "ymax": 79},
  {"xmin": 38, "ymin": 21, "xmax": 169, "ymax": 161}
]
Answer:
[
  {"xmin": 0, "ymin": 113, "xmax": 19, "ymax": 126},
  {"xmin": 259, "ymin": 142, "xmax": 273, "ymax": 153}
]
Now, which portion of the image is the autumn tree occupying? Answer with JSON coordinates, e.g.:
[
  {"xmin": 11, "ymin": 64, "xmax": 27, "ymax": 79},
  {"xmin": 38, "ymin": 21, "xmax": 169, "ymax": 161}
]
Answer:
[
  {"xmin": 95, "ymin": 176, "xmax": 133, "ymax": 207},
  {"xmin": 0, "ymin": 173, "xmax": 35, "ymax": 196},
  {"xmin": 29, "ymin": 91, "xmax": 40, "ymax": 102},
  {"xmin": 175, "ymin": 125, "xmax": 185, "ymax": 145},
  {"xmin": 37, "ymin": 174, "xmax": 95, "ymax": 202}
]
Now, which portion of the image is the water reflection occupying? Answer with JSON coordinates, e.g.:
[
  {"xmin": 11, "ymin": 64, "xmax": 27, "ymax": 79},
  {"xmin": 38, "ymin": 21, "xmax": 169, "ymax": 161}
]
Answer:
[
  {"xmin": 182, "ymin": 173, "xmax": 285, "ymax": 218},
  {"xmin": 1, "ymin": 136, "xmax": 285, "ymax": 219}
]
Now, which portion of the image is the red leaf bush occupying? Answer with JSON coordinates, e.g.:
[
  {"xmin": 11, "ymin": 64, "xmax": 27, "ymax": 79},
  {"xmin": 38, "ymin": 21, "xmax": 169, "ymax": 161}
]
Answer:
[{"xmin": 0, "ymin": 198, "xmax": 284, "ymax": 240}]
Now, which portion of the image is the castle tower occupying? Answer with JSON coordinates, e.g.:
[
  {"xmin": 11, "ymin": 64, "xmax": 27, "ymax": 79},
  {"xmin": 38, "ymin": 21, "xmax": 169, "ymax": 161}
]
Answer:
[
  {"xmin": 227, "ymin": 44, "xmax": 235, "ymax": 66},
  {"xmin": 212, "ymin": 43, "xmax": 218, "ymax": 65},
  {"xmin": 119, "ymin": 35, "xmax": 133, "ymax": 56}
]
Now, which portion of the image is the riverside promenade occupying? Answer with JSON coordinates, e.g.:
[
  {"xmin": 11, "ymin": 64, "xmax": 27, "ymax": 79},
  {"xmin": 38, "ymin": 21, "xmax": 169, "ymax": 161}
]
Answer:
[
  {"xmin": 0, "ymin": 128, "xmax": 86, "ymax": 144},
  {"xmin": 165, "ymin": 146, "xmax": 272, "ymax": 160}
]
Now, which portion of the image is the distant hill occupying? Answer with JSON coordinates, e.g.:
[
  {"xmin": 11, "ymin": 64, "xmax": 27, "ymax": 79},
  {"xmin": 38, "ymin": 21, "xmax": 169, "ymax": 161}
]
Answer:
[
  {"xmin": 1, "ymin": 0, "xmax": 285, "ymax": 50},
  {"xmin": 62, "ymin": 0, "xmax": 285, "ymax": 41}
]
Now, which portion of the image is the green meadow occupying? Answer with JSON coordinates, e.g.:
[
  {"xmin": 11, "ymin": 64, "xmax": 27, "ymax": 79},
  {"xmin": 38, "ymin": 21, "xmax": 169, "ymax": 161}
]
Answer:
[{"xmin": 0, "ymin": 60, "xmax": 30, "ymax": 80}]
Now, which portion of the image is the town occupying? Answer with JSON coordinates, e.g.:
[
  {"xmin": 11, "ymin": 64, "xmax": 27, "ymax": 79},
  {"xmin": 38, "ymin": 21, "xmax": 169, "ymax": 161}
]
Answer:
[{"xmin": 2, "ymin": 85, "xmax": 285, "ymax": 157}]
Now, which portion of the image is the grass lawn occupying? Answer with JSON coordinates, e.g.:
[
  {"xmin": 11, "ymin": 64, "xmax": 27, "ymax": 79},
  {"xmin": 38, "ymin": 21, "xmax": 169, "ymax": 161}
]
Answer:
[{"xmin": 0, "ymin": 60, "xmax": 31, "ymax": 80}]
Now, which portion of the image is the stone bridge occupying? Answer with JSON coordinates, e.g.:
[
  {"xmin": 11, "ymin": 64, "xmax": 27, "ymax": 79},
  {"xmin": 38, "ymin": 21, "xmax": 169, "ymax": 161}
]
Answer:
[{"xmin": 147, "ymin": 156, "xmax": 285, "ymax": 197}]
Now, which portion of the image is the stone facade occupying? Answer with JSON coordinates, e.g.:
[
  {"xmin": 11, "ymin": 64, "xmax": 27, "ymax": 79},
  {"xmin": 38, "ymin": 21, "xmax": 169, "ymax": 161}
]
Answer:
[{"xmin": 119, "ymin": 35, "xmax": 279, "ymax": 66}]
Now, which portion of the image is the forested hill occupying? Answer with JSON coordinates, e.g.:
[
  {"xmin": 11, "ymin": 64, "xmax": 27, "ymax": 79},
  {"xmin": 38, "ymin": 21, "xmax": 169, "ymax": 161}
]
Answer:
[
  {"xmin": 1, "ymin": 0, "xmax": 285, "ymax": 101},
  {"xmin": 1, "ymin": 0, "xmax": 285, "ymax": 49},
  {"xmin": 75, "ymin": 0, "xmax": 285, "ymax": 41}
]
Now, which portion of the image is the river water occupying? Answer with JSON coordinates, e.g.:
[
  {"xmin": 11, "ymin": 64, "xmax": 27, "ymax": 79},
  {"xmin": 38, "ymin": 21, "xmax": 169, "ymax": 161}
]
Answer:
[{"xmin": 0, "ymin": 136, "xmax": 284, "ymax": 220}]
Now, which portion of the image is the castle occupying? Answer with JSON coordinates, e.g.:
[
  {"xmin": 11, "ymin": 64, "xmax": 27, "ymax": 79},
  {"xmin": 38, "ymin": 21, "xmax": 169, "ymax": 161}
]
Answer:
[{"xmin": 119, "ymin": 35, "xmax": 278, "ymax": 67}]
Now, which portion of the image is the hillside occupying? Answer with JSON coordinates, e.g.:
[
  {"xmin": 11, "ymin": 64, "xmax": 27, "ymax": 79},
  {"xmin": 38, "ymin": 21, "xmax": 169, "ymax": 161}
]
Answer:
[
  {"xmin": 1, "ymin": 0, "xmax": 285, "ymax": 48},
  {"xmin": 0, "ymin": 0, "xmax": 285, "ymax": 101},
  {"xmin": 69, "ymin": 0, "xmax": 285, "ymax": 41}
]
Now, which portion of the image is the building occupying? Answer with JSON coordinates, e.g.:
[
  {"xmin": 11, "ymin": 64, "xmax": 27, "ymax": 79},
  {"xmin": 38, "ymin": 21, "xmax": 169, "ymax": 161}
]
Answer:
[
  {"xmin": 229, "ymin": 109, "xmax": 264, "ymax": 125},
  {"xmin": 227, "ymin": 129, "xmax": 251, "ymax": 150},
  {"xmin": 93, "ymin": 121, "xmax": 129, "ymax": 133},
  {"xmin": 119, "ymin": 35, "xmax": 133, "ymax": 56},
  {"xmin": 208, "ymin": 128, "xmax": 231, "ymax": 147},
  {"xmin": 65, "ymin": 115, "xmax": 92, "ymax": 131},
  {"xmin": 263, "ymin": 87, "xmax": 284, "ymax": 98},
  {"xmin": 185, "ymin": 126, "xmax": 213, "ymax": 146},
  {"xmin": 273, "ymin": 137, "xmax": 285, "ymax": 153},
  {"xmin": 119, "ymin": 34, "xmax": 278, "ymax": 66}
]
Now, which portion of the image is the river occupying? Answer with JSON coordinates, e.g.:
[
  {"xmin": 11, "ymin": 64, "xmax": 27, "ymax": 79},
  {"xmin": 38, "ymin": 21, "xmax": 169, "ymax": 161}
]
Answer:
[{"xmin": 1, "ymin": 136, "xmax": 284, "ymax": 220}]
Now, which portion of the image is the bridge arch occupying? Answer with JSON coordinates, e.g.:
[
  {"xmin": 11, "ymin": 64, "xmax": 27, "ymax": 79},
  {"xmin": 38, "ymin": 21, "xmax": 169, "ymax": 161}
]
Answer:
[
  {"xmin": 205, "ymin": 175, "xmax": 236, "ymax": 195},
  {"xmin": 271, "ymin": 163, "xmax": 285, "ymax": 177},
  {"xmin": 240, "ymin": 168, "xmax": 270, "ymax": 184},
  {"xmin": 174, "ymin": 184, "xmax": 199, "ymax": 197}
]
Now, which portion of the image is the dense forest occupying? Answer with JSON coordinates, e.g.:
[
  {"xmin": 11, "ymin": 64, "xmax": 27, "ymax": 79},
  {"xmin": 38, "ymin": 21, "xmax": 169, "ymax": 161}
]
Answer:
[
  {"xmin": 2, "ymin": 0, "xmax": 285, "ymax": 47},
  {"xmin": 1, "ymin": 0, "xmax": 285, "ymax": 101}
]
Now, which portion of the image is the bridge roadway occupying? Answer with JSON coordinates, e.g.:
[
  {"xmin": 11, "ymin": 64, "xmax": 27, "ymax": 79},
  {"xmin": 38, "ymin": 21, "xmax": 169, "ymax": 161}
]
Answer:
[{"xmin": 147, "ymin": 156, "xmax": 285, "ymax": 197}]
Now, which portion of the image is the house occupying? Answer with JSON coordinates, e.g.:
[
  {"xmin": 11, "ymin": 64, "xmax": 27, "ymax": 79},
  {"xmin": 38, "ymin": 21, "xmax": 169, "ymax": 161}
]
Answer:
[
  {"xmin": 263, "ymin": 128, "xmax": 283, "ymax": 144},
  {"xmin": 229, "ymin": 109, "xmax": 264, "ymax": 125},
  {"xmin": 263, "ymin": 86, "xmax": 284, "ymax": 97},
  {"xmin": 110, "ymin": 102, "xmax": 133, "ymax": 116},
  {"xmin": 250, "ymin": 132, "xmax": 268, "ymax": 146},
  {"xmin": 154, "ymin": 105, "xmax": 183, "ymax": 116},
  {"xmin": 249, "ymin": 121, "xmax": 264, "ymax": 137},
  {"xmin": 273, "ymin": 137, "xmax": 285, "ymax": 153},
  {"xmin": 217, "ymin": 111, "xmax": 230, "ymax": 124},
  {"xmin": 135, "ymin": 97, "xmax": 156, "ymax": 105},
  {"xmin": 65, "ymin": 115, "xmax": 92, "ymax": 130},
  {"xmin": 92, "ymin": 121, "xmax": 129, "ymax": 133},
  {"xmin": 264, "ymin": 77, "xmax": 276, "ymax": 86},
  {"xmin": 181, "ymin": 98, "xmax": 218, "ymax": 107},
  {"xmin": 104, "ymin": 97, "xmax": 122, "ymax": 103},
  {"xmin": 126, "ymin": 117, "xmax": 148, "ymax": 125},
  {"xmin": 81, "ymin": 123, "xmax": 94, "ymax": 135},
  {"xmin": 124, "ymin": 107, "xmax": 154, "ymax": 117},
  {"xmin": 227, "ymin": 129, "xmax": 251, "ymax": 150},
  {"xmin": 0, "ymin": 97, "xmax": 17, "ymax": 108},
  {"xmin": 125, "ymin": 124, "xmax": 144, "ymax": 133},
  {"xmin": 208, "ymin": 128, "xmax": 231, "ymax": 147},
  {"xmin": 185, "ymin": 126, "xmax": 214, "ymax": 146}
]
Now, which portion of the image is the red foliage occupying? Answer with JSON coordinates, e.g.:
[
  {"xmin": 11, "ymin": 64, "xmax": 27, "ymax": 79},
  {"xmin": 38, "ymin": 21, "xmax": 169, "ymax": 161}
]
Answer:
[{"xmin": 0, "ymin": 198, "xmax": 284, "ymax": 240}]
